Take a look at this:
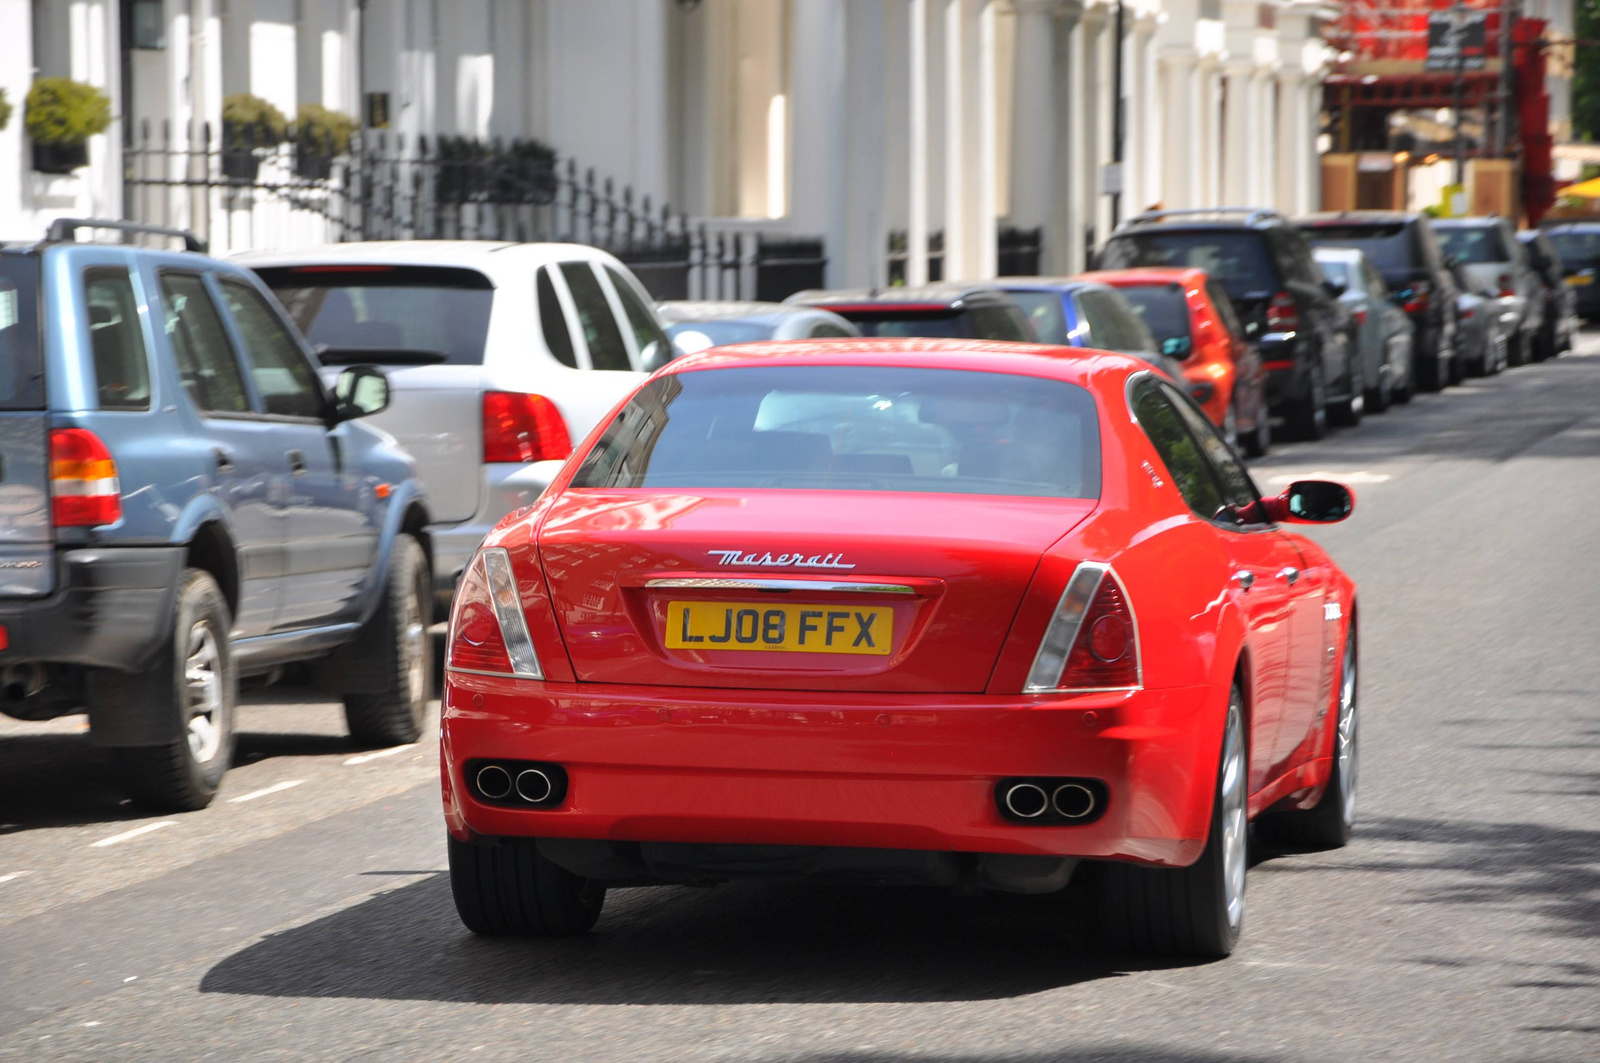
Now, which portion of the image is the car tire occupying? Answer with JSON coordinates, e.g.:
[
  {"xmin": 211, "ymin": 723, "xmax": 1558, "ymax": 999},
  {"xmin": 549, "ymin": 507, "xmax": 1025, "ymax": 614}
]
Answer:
[
  {"xmin": 103, "ymin": 569, "xmax": 237, "ymax": 812},
  {"xmin": 1239, "ymin": 412, "xmax": 1270, "ymax": 458},
  {"xmin": 1289, "ymin": 363, "xmax": 1328, "ymax": 440},
  {"xmin": 1257, "ymin": 626, "xmax": 1358, "ymax": 851},
  {"xmin": 448, "ymin": 835, "xmax": 606, "ymax": 937},
  {"xmin": 341, "ymin": 534, "xmax": 431, "ymax": 747},
  {"xmin": 1330, "ymin": 359, "xmax": 1364, "ymax": 426},
  {"xmin": 1097, "ymin": 686, "xmax": 1247, "ymax": 959}
]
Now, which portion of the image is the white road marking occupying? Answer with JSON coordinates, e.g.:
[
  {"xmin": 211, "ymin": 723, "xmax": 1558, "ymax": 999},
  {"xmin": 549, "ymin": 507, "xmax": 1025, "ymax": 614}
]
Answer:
[
  {"xmin": 0, "ymin": 872, "xmax": 27, "ymax": 884},
  {"xmin": 1265, "ymin": 469, "xmax": 1394, "ymax": 485},
  {"xmin": 90, "ymin": 821, "xmax": 177, "ymax": 848},
  {"xmin": 344, "ymin": 743, "xmax": 417, "ymax": 766},
  {"xmin": 227, "ymin": 780, "xmax": 304, "ymax": 803}
]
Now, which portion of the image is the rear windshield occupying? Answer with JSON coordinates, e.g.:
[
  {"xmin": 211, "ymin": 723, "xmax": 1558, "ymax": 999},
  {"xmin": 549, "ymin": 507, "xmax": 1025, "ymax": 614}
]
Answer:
[
  {"xmin": 666, "ymin": 319, "xmax": 776, "ymax": 352},
  {"xmin": 0, "ymin": 254, "xmax": 43, "ymax": 410},
  {"xmin": 1316, "ymin": 257, "xmax": 1353, "ymax": 286},
  {"xmin": 1097, "ymin": 232, "xmax": 1276, "ymax": 298},
  {"xmin": 1547, "ymin": 230, "xmax": 1600, "ymax": 267},
  {"xmin": 572, "ymin": 364, "xmax": 1101, "ymax": 499},
  {"xmin": 1115, "ymin": 284, "xmax": 1192, "ymax": 351},
  {"xmin": 845, "ymin": 307, "xmax": 1033, "ymax": 342},
  {"xmin": 1300, "ymin": 223, "xmax": 1416, "ymax": 270},
  {"xmin": 1006, "ymin": 290, "xmax": 1068, "ymax": 344},
  {"xmin": 255, "ymin": 265, "xmax": 493, "ymax": 365},
  {"xmin": 1434, "ymin": 225, "xmax": 1510, "ymax": 265}
]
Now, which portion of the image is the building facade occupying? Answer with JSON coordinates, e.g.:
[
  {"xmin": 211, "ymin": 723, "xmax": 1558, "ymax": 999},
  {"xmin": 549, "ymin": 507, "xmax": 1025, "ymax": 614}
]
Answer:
[{"xmin": 2, "ymin": 0, "xmax": 1330, "ymax": 290}]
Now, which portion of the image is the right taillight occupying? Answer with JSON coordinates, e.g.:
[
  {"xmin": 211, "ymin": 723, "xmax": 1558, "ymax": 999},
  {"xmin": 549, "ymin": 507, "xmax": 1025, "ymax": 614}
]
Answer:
[
  {"xmin": 1401, "ymin": 280, "xmax": 1431, "ymax": 314},
  {"xmin": 482, "ymin": 392, "xmax": 572, "ymax": 464},
  {"xmin": 1265, "ymin": 291, "xmax": 1300, "ymax": 331},
  {"xmin": 1497, "ymin": 274, "xmax": 1515, "ymax": 298},
  {"xmin": 50, "ymin": 428, "xmax": 122, "ymax": 527},
  {"xmin": 446, "ymin": 548, "xmax": 544, "ymax": 678},
  {"xmin": 1023, "ymin": 563, "xmax": 1141, "ymax": 693}
]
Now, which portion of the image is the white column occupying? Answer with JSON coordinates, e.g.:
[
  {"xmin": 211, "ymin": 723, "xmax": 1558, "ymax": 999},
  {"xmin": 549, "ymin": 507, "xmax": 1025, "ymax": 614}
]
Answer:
[
  {"xmin": 1276, "ymin": 68, "xmax": 1303, "ymax": 213},
  {"xmin": 840, "ymin": 0, "xmax": 888, "ymax": 287},
  {"xmin": 1253, "ymin": 69, "xmax": 1275, "ymax": 207},
  {"xmin": 1046, "ymin": 1, "xmax": 1083, "ymax": 274},
  {"xmin": 944, "ymin": 0, "xmax": 968, "ymax": 279},
  {"xmin": 1158, "ymin": 49, "xmax": 1198, "ymax": 210},
  {"xmin": 908, "ymin": 0, "xmax": 930, "ymax": 286},
  {"xmin": 1221, "ymin": 59, "xmax": 1254, "ymax": 206},
  {"xmin": 976, "ymin": 0, "xmax": 998, "ymax": 279},
  {"xmin": 1062, "ymin": 9, "xmax": 1091, "ymax": 271},
  {"xmin": 1200, "ymin": 59, "xmax": 1223, "ymax": 208},
  {"xmin": 1008, "ymin": 0, "xmax": 1057, "ymax": 233}
]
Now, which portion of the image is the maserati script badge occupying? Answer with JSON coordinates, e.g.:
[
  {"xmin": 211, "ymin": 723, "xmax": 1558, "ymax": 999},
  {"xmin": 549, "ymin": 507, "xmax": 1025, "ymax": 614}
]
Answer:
[{"xmin": 707, "ymin": 549, "xmax": 856, "ymax": 570}]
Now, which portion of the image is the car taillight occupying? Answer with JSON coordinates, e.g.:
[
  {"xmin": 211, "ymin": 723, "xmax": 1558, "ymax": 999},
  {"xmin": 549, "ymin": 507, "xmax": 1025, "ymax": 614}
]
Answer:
[
  {"xmin": 1461, "ymin": 307, "xmax": 1476, "ymax": 320},
  {"xmin": 1023, "ymin": 563, "xmax": 1141, "ymax": 693},
  {"xmin": 446, "ymin": 548, "xmax": 544, "ymax": 678},
  {"xmin": 1265, "ymin": 291, "xmax": 1299, "ymax": 331},
  {"xmin": 49, "ymin": 428, "xmax": 122, "ymax": 527},
  {"xmin": 1497, "ymin": 274, "xmax": 1514, "ymax": 298},
  {"xmin": 1401, "ymin": 280, "xmax": 1431, "ymax": 314},
  {"xmin": 482, "ymin": 392, "xmax": 572, "ymax": 464},
  {"xmin": 1354, "ymin": 308, "xmax": 1368, "ymax": 327}
]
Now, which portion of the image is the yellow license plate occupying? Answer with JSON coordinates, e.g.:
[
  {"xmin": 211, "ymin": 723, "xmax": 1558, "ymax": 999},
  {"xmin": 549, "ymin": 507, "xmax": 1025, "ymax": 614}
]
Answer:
[
  {"xmin": 1566, "ymin": 274, "xmax": 1592, "ymax": 286},
  {"xmin": 665, "ymin": 601, "xmax": 893, "ymax": 655}
]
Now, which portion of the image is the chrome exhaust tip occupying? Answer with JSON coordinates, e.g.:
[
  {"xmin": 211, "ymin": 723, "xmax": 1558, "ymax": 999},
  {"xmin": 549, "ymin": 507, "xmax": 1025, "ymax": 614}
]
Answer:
[
  {"xmin": 515, "ymin": 768, "xmax": 553, "ymax": 804},
  {"xmin": 475, "ymin": 764, "xmax": 512, "ymax": 800},
  {"xmin": 1003, "ymin": 782, "xmax": 1049, "ymax": 819},
  {"xmin": 1052, "ymin": 783, "xmax": 1096, "ymax": 820}
]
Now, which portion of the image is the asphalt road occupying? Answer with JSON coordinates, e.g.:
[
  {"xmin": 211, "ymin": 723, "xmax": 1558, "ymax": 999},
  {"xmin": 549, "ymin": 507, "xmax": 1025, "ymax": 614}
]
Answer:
[{"xmin": 3, "ymin": 337, "xmax": 1599, "ymax": 1062}]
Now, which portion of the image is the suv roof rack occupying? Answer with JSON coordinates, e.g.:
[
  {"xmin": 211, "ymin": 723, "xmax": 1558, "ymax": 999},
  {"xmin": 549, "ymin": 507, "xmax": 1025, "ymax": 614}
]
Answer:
[
  {"xmin": 44, "ymin": 218, "xmax": 207, "ymax": 254},
  {"xmin": 1118, "ymin": 207, "xmax": 1284, "ymax": 232}
]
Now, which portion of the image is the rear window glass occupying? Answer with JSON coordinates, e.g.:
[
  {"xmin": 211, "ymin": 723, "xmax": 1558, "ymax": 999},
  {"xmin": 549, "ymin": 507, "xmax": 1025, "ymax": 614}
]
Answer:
[
  {"xmin": 573, "ymin": 365, "xmax": 1101, "ymax": 500},
  {"xmin": 666, "ymin": 319, "xmax": 777, "ymax": 352},
  {"xmin": 1111, "ymin": 284, "xmax": 1190, "ymax": 351},
  {"xmin": 1434, "ymin": 225, "xmax": 1510, "ymax": 265},
  {"xmin": 1316, "ymin": 257, "xmax": 1354, "ymax": 286},
  {"xmin": 1300, "ymin": 223, "xmax": 1417, "ymax": 271},
  {"xmin": 1006, "ymin": 290, "xmax": 1068, "ymax": 343},
  {"xmin": 255, "ymin": 265, "xmax": 493, "ymax": 365},
  {"xmin": 0, "ymin": 254, "xmax": 43, "ymax": 410},
  {"xmin": 1098, "ymin": 232, "xmax": 1277, "ymax": 298},
  {"xmin": 1547, "ymin": 229, "xmax": 1600, "ymax": 267}
]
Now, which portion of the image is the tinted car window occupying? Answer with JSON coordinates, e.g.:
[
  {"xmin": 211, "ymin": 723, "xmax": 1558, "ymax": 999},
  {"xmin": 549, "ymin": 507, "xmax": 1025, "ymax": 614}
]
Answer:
[
  {"xmin": 810, "ymin": 323, "xmax": 853, "ymax": 338},
  {"xmin": 605, "ymin": 267, "xmax": 671, "ymax": 368},
  {"xmin": 1435, "ymin": 225, "xmax": 1510, "ymax": 264},
  {"xmin": 1206, "ymin": 280, "xmax": 1246, "ymax": 338},
  {"xmin": 258, "ymin": 265, "xmax": 493, "ymax": 365},
  {"xmin": 1316, "ymin": 257, "xmax": 1354, "ymax": 287},
  {"xmin": 1100, "ymin": 232, "xmax": 1278, "ymax": 298},
  {"xmin": 1546, "ymin": 229, "xmax": 1600, "ymax": 267},
  {"xmin": 0, "ymin": 254, "xmax": 43, "ymax": 410},
  {"xmin": 560, "ymin": 263, "xmax": 631, "ymax": 370},
  {"xmin": 1131, "ymin": 378, "xmax": 1224, "ymax": 519},
  {"xmin": 160, "ymin": 273, "xmax": 251, "ymax": 415},
  {"xmin": 1118, "ymin": 283, "xmax": 1193, "ymax": 353},
  {"xmin": 1300, "ymin": 222, "xmax": 1417, "ymax": 271},
  {"xmin": 1163, "ymin": 381, "xmax": 1259, "ymax": 517},
  {"xmin": 1078, "ymin": 289, "xmax": 1152, "ymax": 352},
  {"xmin": 84, "ymin": 267, "xmax": 151, "ymax": 411},
  {"xmin": 573, "ymin": 365, "xmax": 1102, "ymax": 499},
  {"xmin": 846, "ymin": 312, "xmax": 966, "ymax": 338},
  {"xmin": 967, "ymin": 304, "xmax": 1035, "ymax": 341},
  {"xmin": 1006, "ymin": 290, "xmax": 1070, "ymax": 344},
  {"xmin": 218, "ymin": 279, "xmax": 327, "ymax": 419},
  {"xmin": 536, "ymin": 268, "xmax": 578, "ymax": 368},
  {"xmin": 666, "ymin": 320, "xmax": 776, "ymax": 349}
]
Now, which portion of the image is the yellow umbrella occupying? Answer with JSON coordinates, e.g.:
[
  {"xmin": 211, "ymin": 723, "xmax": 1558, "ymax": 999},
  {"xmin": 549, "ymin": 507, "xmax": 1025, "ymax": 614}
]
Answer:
[{"xmin": 1560, "ymin": 175, "xmax": 1600, "ymax": 198}]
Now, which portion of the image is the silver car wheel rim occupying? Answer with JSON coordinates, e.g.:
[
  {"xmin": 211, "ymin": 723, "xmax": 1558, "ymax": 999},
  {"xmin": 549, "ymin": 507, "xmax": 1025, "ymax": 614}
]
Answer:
[
  {"xmin": 1337, "ymin": 637, "xmax": 1359, "ymax": 826},
  {"xmin": 402, "ymin": 581, "xmax": 426, "ymax": 707},
  {"xmin": 185, "ymin": 624, "xmax": 224, "ymax": 764},
  {"xmin": 1221, "ymin": 698, "xmax": 1247, "ymax": 930}
]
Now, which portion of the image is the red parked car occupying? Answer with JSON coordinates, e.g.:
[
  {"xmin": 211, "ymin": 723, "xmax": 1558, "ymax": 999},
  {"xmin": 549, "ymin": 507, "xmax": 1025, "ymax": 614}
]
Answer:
[
  {"xmin": 1086, "ymin": 267, "xmax": 1269, "ymax": 457},
  {"xmin": 441, "ymin": 339, "xmax": 1358, "ymax": 958}
]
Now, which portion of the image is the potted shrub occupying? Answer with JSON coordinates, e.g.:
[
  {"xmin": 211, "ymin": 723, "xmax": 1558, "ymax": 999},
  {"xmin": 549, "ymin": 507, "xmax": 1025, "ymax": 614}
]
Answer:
[
  {"xmin": 221, "ymin": 93, "xmax": 287, "ymax": 181},
  {"xmin": 292, "ymin": 103, "xmax": 356, "ymax": 180},
  {"xmin": 0, "ymin": 88, "xmax": 12, "ymax": 133},
  {"xmin": 25, "ymin": 77, "xmax": 112, "ymax": 174}
]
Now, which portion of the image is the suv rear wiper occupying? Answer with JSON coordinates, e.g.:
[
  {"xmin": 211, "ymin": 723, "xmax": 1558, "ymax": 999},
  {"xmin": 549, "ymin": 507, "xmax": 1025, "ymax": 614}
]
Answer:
[{"xmin": 314, "ymin": 347, "xmax": 449, "ymax": 366}]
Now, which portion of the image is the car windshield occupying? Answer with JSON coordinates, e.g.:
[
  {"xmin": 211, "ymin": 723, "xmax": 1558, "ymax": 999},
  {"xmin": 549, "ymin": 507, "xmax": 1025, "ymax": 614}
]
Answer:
[
  {"xmin": 572, "ymin": 364, "xmax": 1101, "ymax": 499},
  {"xmin": 1547, "ymin": 230, "xmax": 1600, "ymax": 267},
  {"xmin": 255, "ymin": 265, "xmax": 494, "ymax": 365},
  {"xmin": 1005, "ymin": 290, "xmax": 1069, "ymax": 344},
  {"xmin": 1301, "ymin": 223, "xmax": 1415, "ymax": 270},
  {"xmin": 1316, "ymin": 258, "xmax": 1354, "ymax": 286},
  {"xmin": 0, "ymin": 254, "xmax": 43, "ymax": 410},
  {"xmin": 1114, "ymin": 284, "xmax": 1192, "ymax": 351},
  {"xmin": 1098, "ymin": 232, "xmax": 1276, "ymax": 298},
  {"xmin": 666, "ymin": 319, "xmax": 778, "ymax": 353},
  {"xmin": 1435, "ymin": 225, "xmax": 1510, "ymax": 265}
]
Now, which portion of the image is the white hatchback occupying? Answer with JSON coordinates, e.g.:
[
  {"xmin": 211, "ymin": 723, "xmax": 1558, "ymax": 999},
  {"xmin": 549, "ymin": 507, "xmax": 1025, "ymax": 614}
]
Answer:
[{"xmin": 240, "ymin": 241, "xmax": 667, "ymax": 609}]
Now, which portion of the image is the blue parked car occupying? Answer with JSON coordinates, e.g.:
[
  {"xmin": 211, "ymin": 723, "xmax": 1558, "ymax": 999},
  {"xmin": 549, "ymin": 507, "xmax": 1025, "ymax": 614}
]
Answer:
[
  {"xmin": 999, "ymin": 278, "xmax": 1188, "ymax": 381},
  {"xmin": 0, "ymin": 220, "xmax": 432, "ymax": 811}
]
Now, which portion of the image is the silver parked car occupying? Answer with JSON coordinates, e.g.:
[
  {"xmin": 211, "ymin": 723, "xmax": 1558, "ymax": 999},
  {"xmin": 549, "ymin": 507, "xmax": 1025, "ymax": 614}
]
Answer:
[
  {"xmin": 242, "ymin": 241, "xmax": 670, "ymax": 613},
  {"xmin": 659, "ymin": 301, "xmax": 860, "ymax": 357},
  {"xmin": 1453, "ymin": 265, "xmax": 1511, "ymax": 377},
  {"xmin": 1431, "ymin": 217, "xmax": 1542, "ymax": 366},
  {"xmin": 1314, "ymin": 246, "xmax": 1416, "ymax": 410}
]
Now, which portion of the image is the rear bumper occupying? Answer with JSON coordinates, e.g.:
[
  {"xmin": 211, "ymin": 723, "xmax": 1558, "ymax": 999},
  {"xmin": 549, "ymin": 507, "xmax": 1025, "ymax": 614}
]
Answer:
[
  {"xmin": 0, "ymin": 547, "xmax": 183, "ymax": 670},
  {"xmin": 429, "ymin": 459, "xmax": 565, "ymax": 601},
  {"xmin": 1256, "ymin": 333, "xmax": 1308, "ymax": 408},
  {"xmin": 441, "ymin": 673, "xmax": 1226, "ymax": 868}
]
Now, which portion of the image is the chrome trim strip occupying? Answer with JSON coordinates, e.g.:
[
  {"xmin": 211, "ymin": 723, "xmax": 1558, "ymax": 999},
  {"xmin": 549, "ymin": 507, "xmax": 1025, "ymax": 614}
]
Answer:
[
  {"xmin": 643, "ymin": 577, "xmax": 916, "ymax": 595},
  {"xmin": 446, "ymin": 666, "xmax": 524, "ymax": 680}
]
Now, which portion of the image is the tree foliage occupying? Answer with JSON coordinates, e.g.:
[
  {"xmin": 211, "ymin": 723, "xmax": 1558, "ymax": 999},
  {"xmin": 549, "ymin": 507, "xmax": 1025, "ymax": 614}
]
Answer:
[{"xmin": 1575, "ymin": 0, "xmax": 1600, "ymax": 140}]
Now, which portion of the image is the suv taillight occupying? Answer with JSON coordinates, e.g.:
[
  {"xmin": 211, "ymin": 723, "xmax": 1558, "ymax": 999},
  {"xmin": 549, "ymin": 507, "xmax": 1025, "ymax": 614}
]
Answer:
[
  {"xmin": 446, "ymin": 548, "xmax": 543, "ymax": 678},
  {"xmin": 49, "ymin": 428, "xmax": 122, "ymax": 527},
  {"xmin": 1401, "ymin": 280, "xmax": 1432, "ymax": 314},
  {"xmin": 1023, "ymin": 563, "xmax": 1141, "ymax": 693},
  {"xmin": 1497, "ymin": 274, "xmax": 1515, "ymax": 298},
  {"xmin": 482, "ymin": 392, "xmax": 572, "ymax": 464},
  {"xmin": 1265, "ymin": 291, "xmax": 1300, "ymax": 331}
]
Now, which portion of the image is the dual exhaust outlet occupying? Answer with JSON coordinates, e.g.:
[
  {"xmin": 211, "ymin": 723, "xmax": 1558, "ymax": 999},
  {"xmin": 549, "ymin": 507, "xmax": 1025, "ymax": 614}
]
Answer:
[
  {"xmin": 466, "ymin": 759, "xmax": 569, "ymax": 809},
  {"xmin": 996, "ymin": 777, "xmax": 1107, "ymax": 824}
]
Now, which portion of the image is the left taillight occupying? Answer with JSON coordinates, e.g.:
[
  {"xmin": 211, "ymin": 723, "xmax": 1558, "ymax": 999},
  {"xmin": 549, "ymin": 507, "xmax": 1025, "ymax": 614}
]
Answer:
[
  {"xmin": 446, "ymin": 547, "xmax": 544, "ymax": 678},
  {"xmin": 49, "ymin": 428, "xmax": 122, "ymax": 527},
  {"xmin": 1023, "ymin": 563, "xmax": 1141, "ymax": 693},
  {"xmin": 1265, "ymin": 291, "xmax": 1300, "ymax": 331}
]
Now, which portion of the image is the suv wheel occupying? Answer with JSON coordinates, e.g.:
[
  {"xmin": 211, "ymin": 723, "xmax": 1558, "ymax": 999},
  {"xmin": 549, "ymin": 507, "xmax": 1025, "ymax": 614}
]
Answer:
[
  {"xmin": 1289, "ymin": 362, "xmax": 1328, "ymax": 440},
  {"xmin": 342, "ymin": 534, "xmax": 431, "ymax": 746},
  {"xmin": 100, "ymin": 569, "xmax": 238, "ymax": 812},
  {"xmin": 1331, "ymin": 358, "xmax": 1364, "ymax": 427}
]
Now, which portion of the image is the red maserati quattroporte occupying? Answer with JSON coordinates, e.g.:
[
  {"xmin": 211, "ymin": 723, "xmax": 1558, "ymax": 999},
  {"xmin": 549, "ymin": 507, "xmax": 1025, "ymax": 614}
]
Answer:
[{"xmin": 441, "ymin": 339, "xmax": 1359, "ymax": 958}]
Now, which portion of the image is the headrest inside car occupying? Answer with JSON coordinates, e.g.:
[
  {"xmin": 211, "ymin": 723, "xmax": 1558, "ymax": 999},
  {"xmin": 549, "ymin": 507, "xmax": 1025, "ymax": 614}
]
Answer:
[{"xmin": 918, "ymin": 396, "xmax": 1010, "ymax": 426}]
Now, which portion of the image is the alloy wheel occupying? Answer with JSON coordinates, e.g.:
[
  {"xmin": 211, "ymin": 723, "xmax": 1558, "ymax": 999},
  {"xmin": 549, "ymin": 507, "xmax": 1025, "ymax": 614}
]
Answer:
[
  {"xmin": 1336, "ymin": 635, "xmax": 1359, "ymax": 828},
  {"xmin": 184, "ymin": 623, "xmax": 224, "ymax": 764},
  {"xmin": 402, "ymin": 577, "xmax": 427, "ymax": 708},
  {"xmin": 1221, "ymin": 694, "xmax": 1247, "ymax": 931}
]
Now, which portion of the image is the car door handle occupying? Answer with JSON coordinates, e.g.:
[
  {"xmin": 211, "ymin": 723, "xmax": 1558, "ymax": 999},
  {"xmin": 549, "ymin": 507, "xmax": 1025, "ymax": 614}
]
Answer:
[
  {"xmin": 1233, "ymin": 570, "xmax": 1255, "ymax": 591},
  {"xmin": 213, "ymin": 448, "xmax": 234, "ymax": 474},
  {"xmin": 1277, "ymin": 566, "xmax": 1301, "ymax": 585},
  {"xmin": 287, "ymin": 450, "xmax": 308, "ymax": 476}
]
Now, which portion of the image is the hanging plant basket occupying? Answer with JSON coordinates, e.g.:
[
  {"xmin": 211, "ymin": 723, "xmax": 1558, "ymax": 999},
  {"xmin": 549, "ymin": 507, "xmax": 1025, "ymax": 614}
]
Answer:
[
  {"xmin": 24, "ymin": 77, "xmax": 110, "ymax": 175},
  {"xmin": 222, "ymin": 149, "xmax": 263, "ymax": 182},
  {"xmin": 31, "ymin": 139, "xmax": 89, "ymax": 174}
]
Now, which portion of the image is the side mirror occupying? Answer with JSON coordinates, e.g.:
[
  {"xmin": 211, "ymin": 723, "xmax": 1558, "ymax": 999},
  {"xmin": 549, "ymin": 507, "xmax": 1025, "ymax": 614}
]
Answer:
[
  {"xmin": 1263, "ymin": 479, "xmax": 1355, "ymax": 524},
  {"xmin": 330, "ymin": 364, "xmax": 391, "ymax": 423},
  {"xmin": 640, "ymin": 338, "xmax": 675, "ymax": 373},
  {"xmin": 1322, "ymin": 277, "xmax": 1348, "ymax": 298}
]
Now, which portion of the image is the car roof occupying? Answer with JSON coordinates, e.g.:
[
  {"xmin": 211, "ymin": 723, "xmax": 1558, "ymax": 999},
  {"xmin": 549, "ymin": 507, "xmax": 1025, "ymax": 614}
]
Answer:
[
  {"xmin": 1431, "ymin": 217, "xmax": 1501, "ymax": 229},
  {"xmin": 999, "ymin": 277, "xmax": 1107, "ymax": 293},
  {"xmin": 234, "ymin": 240, "xmax": 621, "ymax": 273},
  {"xmin": 1109, "ymin": 208, "xmax": 1287, "ymax": 235},
  {"xmin": 659, "ymin": 336, "xmax": 1149, "ymax": 388},
  {"xmin": 1299, "ymin": 211, "xmax": 1420, "ymax": 225},
  {"xmin": 1542, "ymin": 222, "xmax": 1600, "ymax": 233},
  {"xmin": 785, "ymin": 283, "xmax": 1013, "ymax": 309},
  {"xmin": 658, "ymin": 301, "xmax": 800, "ymax": 325},
  {"xmin": 1075, "ymin": 267, "xmax": 1207, "ymax": 288}
]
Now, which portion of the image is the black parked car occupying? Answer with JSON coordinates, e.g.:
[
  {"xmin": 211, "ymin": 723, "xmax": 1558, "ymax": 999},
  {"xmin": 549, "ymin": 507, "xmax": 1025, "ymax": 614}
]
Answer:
[
  {"xmin": 1097, "ymin": 208, "xmax": 1355, "ymax": 439},
  {"xmin": 1297, "ymin": 211, "xmax": 1460, "ymax": 391},
  {"xmin": 1539, "ymin": 222, "xmax": 1600, "ymax": 324},
  {"xmin": 1517, "ymin": 229, "xmax": 1575, "ymax": 359},
  {"xmin": 785, "ymin": 284, "xmax": 1037, "ymax": 341}
]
